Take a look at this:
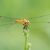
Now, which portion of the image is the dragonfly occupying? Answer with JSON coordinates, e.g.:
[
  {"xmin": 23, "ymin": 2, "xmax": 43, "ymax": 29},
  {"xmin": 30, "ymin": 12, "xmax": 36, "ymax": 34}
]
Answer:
[{"xmin": 0, "ymin": 14, "xmax": 50, "ymax": 27}]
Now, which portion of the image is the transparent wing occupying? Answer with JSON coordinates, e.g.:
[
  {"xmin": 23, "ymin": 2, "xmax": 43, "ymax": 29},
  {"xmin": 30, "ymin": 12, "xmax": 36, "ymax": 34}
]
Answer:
[
  {"xmin": 28, "ymin": 14, "xmax": 50, "ymax": 24},
  {"xmin": 0, "ymin": 16, "xmax": 17, "ymax": 26}
]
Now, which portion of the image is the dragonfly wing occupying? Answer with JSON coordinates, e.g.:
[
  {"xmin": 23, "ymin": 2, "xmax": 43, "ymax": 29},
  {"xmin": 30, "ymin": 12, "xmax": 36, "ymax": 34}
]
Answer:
[
  {"xmin": 0, "ymin": 16, "xmax": 17, "ymax": 26},
  {"xmin": 28, "ymin": 14, "xmax": 50, "ymax": 23}
]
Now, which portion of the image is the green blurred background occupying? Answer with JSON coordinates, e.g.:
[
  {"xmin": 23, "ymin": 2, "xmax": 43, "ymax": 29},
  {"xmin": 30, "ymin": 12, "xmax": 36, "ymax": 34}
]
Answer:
[{"xmin": 0, "ymin": 0, "xmax": 50, "ymax": 50}]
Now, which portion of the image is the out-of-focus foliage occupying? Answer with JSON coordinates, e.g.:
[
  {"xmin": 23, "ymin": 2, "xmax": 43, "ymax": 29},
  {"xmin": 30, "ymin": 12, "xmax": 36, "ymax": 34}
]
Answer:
[{"xmin": 0, "ymin": 0, "xmax": 50, "ymax": 50}]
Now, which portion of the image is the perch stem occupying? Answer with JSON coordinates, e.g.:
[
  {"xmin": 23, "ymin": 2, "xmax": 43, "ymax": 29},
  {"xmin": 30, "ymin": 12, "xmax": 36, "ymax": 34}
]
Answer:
[
  {"xmin": 23, "ymin": 26, "xmax": 31, "ymax": 50},
  {"xmin": 25, "ymin": 33, "xmax": 27, "ymax": 50}
]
